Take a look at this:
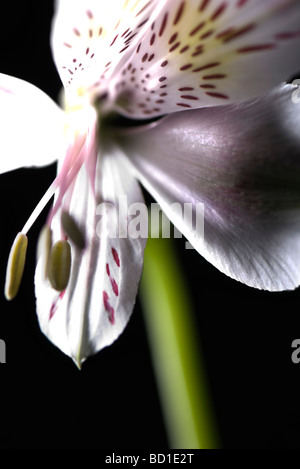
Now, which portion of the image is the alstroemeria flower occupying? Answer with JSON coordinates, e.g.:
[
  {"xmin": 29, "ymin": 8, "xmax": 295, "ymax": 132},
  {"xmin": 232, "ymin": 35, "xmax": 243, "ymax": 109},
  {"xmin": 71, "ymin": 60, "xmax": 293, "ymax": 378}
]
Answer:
[{"xmin": 2, "ymin": 0, "xmax": 300, "ymax": 366}]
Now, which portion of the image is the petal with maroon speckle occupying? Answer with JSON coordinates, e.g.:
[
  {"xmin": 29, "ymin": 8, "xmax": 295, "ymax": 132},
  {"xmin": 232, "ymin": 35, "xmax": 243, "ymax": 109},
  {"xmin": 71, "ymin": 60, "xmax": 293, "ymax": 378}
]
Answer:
[
  {"xmin": 109, "ymin": 0, "xmax": 300, "ymax": 118},
  {"xmin": 35, "ymin": 146, "xmax": 146, "ymax": 367},
  {"xmin": 51, "ymin": 0, "xmax": 160, "ymax": 101}
]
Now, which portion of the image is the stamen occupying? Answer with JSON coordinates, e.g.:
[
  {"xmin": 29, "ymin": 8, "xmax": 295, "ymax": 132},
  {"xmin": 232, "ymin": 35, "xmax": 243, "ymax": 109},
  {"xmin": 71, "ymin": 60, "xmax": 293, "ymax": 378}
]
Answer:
[
  {"xmin": 5, "ymin": 233, "xmax": 28, "ymax": 300},
  {"xmin": 21, "ymin": 183, "xmax": 56, "ymax": 235},
  {"xmin": 36, "ymin": 226, "xmax": 53, "ymax": 279},
  {"xmin": 61, "ymin": 211, "xmax": 86, "ymax": 250},
  {"xmin": 48, "ymin": 240, "xmax": 72, "ymax": 292}
]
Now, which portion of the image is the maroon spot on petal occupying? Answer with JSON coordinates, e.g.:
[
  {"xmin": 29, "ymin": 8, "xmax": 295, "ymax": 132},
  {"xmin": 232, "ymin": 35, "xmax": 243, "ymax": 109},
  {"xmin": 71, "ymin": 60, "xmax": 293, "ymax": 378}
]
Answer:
[
  {"xmin": 73, "ymin": 28, "xmax": 81, "ymax": 36},
  {"xmin": 112, "ymin": 247, "xmax": 120, "ymax": 267},
  {"xmin": 222, "ymin": 24, "xmax": 255, "ymax": 43},
  {"xmin": 174, "ymin": 1, "xmax": 186, "ymax": 25},
  {"xmin": 159, "ymin": 12, "xmax": 168, "ymax": 36},
  {"xmin": 169, "ymin": 42, "xmax": 180, "ymax": 52},
  {"xmin": 169, "ymin": 32, "xmax": 178, "ymax": 44},
  {"xmin": 125, "ymin": 32, "xmax": 137, "ymax": 44},
  {"xmin": 176, "ymin": 102, "xmax": 191, "ymax": 108},
  {"xmin": 150, "ymin": 33, "xmax": 156, "ymax": 46},
  {"xmin": 180, "ymin": 63, "xmax": 193, "ymax": 71},
  {"xmin": 106, "ymin": 262, "xmax": 119, "ymax": 297},
  {"xmin": 237, "ymin": 43, "xmax": 276, "ymax": 53},
  {"xmin": 86, "ymin": 10, "xmax": 94, "ymax": 19},
  {"xmin": 103, "ymin": 291, "xmax": 115, "ymax": 324},
  {"xmin": 137, "ymin": 19, "xmax": 149, "ymax": 28},
  {"xmin": 178, "ymin": 86, "xmax": 194, "ymax": 91},
  {"xmin": 191, "ymin": 49, "xmax": 204, "ymax": 57},
  {"xmin": 110, "ymin": 34, "xmax": 118, "ymax": 46},
  {"xmin": 119, "ymin": 45, "xmax": 129, "ymax": 53},
  {"xmin": 180, "ymin": 95, "xmax": 199, "ymax": 100},
  {"xmin": 111, "ymin": 278, "xmax": 119, "ymax": 297},
  {"xmin": 216, "ymin": 27, "xmax": 234, "ymax": 39},
  {"xmin": 205, "ymin": 91, "xmax": 229, "ymax": 99},
  {"xmin": 180, "ymin": 45, "xmax": 190, "ymax": 53},
  {"xmin": 211, "ymin": 2, "xmax": 227, "ymax": 21},
  {"xmin": 199, "ymin": 0, "xmax": 211, "ymax": 12},
  {"xmin": 125, "ymin": 30, "xmax": 137, "ymax": 42},
  {"xmin": 159, "ymin": 76, "xmax": 167, "ymax": 82},
  {"xmin": 199, "ymin": 84, "xmax": 216, "ymax": 89},
  {"xmin": 193, "ymin": 62, "xmax": 220, "ymax": 72},
  {"xmin": 200, "ymin": 30, "xmax": 214, "ymax": 40},
  {"xmin": 121, "ymin": 28, "xmax": 130, "ymax": 37},
  {"xmin": 189, "ymin": 22, "xmax": 205, "ymax": 36},
  {"xmin": 142, "ymin": 53, "xmax": 148, "ymax": 62},
  {"xmin": 161, "ymin": 60, "xmax": 168, "ymax": 67},
  {"xmin": 203, "ymin": 74, "xmax": 226, "ymax": 79}
]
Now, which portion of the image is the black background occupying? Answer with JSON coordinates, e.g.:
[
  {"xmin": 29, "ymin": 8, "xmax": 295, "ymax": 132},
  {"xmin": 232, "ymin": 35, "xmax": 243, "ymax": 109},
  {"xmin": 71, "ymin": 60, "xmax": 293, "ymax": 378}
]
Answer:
[{"xmin": 1, "ymin": 1, "xmax": 300, "ymax": 450}]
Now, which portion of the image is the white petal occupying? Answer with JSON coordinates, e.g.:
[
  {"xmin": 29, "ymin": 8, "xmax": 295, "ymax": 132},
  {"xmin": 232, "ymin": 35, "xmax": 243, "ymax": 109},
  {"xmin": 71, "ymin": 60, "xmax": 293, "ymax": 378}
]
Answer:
[
  {"xmin": 51, "ymin": 0, "xmax": 160, "ymax": 100},
  {"xmin": 109, "ymin": 0, "xmax": 300, "ymax": 118},
  {"xmin": 35, "ymin": 148, "xmax": 146, "ymax": 366},
  {"xmin": 0, "ymin": 73, "xmax": 64, "ymax": 173},
  {"xmin": 117, "ymin": 83, "xmax": 300, "ymax": 291}
]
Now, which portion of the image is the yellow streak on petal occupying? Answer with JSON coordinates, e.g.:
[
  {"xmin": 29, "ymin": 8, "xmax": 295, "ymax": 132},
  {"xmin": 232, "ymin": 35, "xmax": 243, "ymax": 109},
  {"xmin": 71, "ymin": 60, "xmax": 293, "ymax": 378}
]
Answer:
[
  {"xmin": 5, "ymin": 233, "xmax": 28, "ymax": 301},
  {"xmin": 48, "ymin": 240, "xmax": 71, "ymax": 292}
]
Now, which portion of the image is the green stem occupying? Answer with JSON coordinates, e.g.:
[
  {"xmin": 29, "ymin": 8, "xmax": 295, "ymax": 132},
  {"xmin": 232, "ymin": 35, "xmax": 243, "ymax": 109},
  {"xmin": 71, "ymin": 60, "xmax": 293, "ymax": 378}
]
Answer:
[{"xmin": 140, "ymin": 236, "xmax": 219, "ymax": 449}]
